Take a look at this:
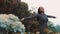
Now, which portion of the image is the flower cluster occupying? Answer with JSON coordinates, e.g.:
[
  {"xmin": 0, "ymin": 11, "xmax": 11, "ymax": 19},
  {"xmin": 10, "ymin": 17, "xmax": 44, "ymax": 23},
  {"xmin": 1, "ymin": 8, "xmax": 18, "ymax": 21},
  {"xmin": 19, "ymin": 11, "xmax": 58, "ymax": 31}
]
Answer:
[{"xmin": 0, "ymin": 14, "xmax": 25, "ymax": 33}]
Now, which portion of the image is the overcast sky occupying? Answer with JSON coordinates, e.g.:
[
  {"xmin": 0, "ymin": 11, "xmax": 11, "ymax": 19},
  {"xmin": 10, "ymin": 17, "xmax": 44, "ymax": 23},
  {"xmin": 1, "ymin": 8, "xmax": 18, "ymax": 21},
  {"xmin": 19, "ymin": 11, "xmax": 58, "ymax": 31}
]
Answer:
[{"xmin": 21, "ymin": 0, "xmax": 60, "ymax": 26}]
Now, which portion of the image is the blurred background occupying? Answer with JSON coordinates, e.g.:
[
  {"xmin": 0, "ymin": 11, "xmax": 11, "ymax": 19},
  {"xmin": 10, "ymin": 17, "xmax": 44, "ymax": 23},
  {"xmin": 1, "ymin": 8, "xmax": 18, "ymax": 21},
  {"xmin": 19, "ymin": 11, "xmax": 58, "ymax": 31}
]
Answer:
[{"xmin": 0, "ymin": 0, "xmax": 60, "ymax": 34}]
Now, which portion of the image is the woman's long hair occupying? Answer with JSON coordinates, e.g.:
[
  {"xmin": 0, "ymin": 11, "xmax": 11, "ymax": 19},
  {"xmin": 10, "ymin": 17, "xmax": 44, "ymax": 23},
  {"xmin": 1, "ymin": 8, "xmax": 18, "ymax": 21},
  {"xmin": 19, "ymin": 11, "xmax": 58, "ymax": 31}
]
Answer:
[{"xmin": 38, "ymin": 7, "xmax": 44, "ymax": 14}]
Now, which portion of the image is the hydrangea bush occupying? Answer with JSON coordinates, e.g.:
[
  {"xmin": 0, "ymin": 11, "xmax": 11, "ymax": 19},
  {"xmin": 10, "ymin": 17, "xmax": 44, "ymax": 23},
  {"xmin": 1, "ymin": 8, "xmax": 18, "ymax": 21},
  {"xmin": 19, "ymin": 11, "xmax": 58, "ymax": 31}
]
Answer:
[{"xmin": 0, "ymin": 14, "xmax": 25, "ymax": 34}]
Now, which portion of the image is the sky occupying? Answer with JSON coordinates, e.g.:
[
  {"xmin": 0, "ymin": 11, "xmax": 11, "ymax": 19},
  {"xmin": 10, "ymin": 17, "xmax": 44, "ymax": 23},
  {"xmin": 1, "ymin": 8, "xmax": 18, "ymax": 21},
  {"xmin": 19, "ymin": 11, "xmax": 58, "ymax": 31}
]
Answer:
[{"xmin": 21, "ymin": 0, "xmax": 60, "ymax": 26}]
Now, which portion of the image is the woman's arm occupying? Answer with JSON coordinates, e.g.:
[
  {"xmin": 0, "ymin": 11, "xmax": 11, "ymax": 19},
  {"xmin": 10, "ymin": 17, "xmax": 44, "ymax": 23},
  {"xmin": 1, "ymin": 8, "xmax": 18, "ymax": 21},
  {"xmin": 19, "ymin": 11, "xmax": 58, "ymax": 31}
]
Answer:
[
  {"xmin": 47, "ymin": 15, "xmax": 56, "ymax": 18},
  {"xmin": 24, "ymin": 15, "xmax": 38, "ymax": 20},
  {"xmin": 21, "ymin": 15, "xmax": 38, "ymax": 21}
]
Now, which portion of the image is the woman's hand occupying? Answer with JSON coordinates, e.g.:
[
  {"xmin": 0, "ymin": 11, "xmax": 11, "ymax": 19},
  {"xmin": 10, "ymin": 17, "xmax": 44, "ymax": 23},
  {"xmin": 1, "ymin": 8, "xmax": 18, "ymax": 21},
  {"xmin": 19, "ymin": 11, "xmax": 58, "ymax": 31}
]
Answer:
[
  {"xmin": 21, "ymin": 18, "xmax": 25, "ymax": 21},
  {"xmin": 53, "ymin": 16, "xmax": 56, "ymax": 18}
]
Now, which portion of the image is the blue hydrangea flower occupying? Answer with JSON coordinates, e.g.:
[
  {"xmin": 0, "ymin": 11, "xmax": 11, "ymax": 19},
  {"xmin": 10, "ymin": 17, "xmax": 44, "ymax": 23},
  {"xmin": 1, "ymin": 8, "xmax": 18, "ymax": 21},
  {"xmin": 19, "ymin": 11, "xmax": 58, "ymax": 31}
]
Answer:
[{"xmin": 0, "ymin": 14, "xmax": 25, "ymax": 34}]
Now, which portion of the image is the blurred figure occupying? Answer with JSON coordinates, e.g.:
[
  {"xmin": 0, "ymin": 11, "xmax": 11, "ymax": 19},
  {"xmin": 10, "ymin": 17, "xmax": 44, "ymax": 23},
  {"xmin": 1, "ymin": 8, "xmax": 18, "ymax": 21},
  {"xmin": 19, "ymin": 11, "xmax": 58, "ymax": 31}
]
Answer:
[{"xmin": 21, "ymin": 6, "xmax": 56, "ymax": 34}]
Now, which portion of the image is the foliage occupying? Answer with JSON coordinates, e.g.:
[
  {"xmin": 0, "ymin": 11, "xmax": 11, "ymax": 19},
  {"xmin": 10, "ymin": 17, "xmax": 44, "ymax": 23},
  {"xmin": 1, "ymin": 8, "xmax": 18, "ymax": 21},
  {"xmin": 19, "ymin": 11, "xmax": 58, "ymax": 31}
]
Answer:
[
  {"xmin": 47, "ymin": 21, "xmax": 56, "ymax": 32},
  {"xmin": 55, "ymin": 25, "xmax": 60, "ymax": 32},
  {"xmin": 0, "ymin": 0, "xmax": 31, "ymax": 19},
  {"xmin": 0, "ymin": 14, "xmax": 25, "ymax": 34}
]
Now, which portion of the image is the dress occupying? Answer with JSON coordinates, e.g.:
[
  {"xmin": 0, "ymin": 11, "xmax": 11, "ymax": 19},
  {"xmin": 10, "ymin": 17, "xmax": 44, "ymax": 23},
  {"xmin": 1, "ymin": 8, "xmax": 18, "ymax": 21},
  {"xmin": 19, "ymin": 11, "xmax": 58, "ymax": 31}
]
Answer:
[{"xmin": 24, "ymin": 14, "xmax": 55, "ymax": 34}]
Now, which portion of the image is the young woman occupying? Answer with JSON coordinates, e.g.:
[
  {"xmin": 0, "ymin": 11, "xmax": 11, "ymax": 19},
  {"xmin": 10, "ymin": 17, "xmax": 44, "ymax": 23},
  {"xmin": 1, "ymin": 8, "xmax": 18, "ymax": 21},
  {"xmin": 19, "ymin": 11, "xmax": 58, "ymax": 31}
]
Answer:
[{"xmin": 21, "ymin": 6, "xmax": 56, "ymax": 34}]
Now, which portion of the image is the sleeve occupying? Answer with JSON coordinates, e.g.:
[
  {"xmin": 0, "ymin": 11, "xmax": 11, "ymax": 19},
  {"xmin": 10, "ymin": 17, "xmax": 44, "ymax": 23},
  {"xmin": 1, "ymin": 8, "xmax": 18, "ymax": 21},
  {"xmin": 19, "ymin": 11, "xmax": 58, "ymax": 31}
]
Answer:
[
  {"xmin": 47, "ymin": 15, "xmax": 56, "ymax": 18},
  {"xmin": 24, "ymin": 15, "xmax": 38, "ymax": 20}
]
